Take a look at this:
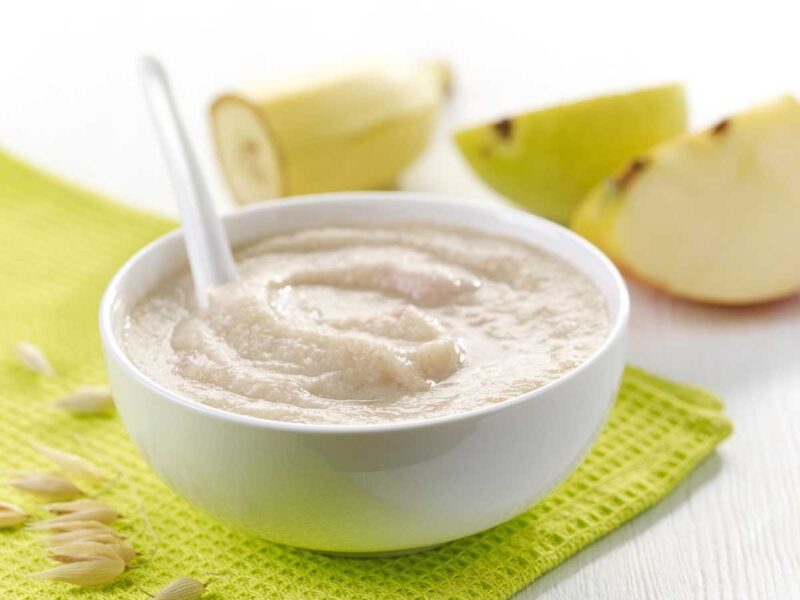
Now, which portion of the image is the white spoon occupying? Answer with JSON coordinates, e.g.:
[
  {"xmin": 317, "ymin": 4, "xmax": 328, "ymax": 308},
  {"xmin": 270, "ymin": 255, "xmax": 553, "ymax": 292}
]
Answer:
[{"xmin": 139, "ymin": 55, "xmax": 237, "ymax": 309}]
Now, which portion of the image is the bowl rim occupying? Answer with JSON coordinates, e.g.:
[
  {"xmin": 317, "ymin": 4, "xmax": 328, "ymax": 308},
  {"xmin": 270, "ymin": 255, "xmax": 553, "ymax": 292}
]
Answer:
[{"xmin": 99, "ymin": 192, "xmax": 629, "ymax": 435}]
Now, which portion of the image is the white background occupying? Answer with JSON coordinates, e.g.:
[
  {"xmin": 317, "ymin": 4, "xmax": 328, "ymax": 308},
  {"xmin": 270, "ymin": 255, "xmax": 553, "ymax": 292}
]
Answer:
[{"xmin": 2, "ymin": 1, "xmax": 799, "ymax": 598}]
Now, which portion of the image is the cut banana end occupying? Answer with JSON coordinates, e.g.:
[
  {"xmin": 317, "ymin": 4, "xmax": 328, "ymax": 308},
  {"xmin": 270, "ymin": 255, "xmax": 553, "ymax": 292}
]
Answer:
[
  {"xmin": 212, "ymin": 96, "xmax": 284, "ymax": 203},
  {"xmin": 210, "ymin": 60, "xmax": 450, "ymax": 204}
]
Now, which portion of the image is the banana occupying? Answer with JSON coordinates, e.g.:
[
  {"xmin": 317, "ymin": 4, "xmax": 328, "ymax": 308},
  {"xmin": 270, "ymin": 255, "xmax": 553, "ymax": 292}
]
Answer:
[{"xmin": 210, "ymin": 60, "xmax": 450, "ymax": 204}]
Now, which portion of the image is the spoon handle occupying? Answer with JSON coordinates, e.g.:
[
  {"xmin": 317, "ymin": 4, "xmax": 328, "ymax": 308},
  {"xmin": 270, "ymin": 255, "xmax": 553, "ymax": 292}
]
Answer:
[{"xmin": 140, "ymin": 56, "xmax": 236, "ymax": 309}]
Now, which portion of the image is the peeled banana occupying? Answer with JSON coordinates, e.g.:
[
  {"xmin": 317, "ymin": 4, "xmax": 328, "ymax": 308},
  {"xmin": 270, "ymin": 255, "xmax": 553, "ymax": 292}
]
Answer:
[{"xmin": 211, "ymin": 60, "xmax": 450, "ymax": 204}]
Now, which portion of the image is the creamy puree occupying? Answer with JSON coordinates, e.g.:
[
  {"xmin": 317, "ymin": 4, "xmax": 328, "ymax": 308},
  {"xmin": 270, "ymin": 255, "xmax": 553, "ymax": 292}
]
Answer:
[{"xmin": 124, "ymin": 225, "xmax": 610, "ymax": 425}]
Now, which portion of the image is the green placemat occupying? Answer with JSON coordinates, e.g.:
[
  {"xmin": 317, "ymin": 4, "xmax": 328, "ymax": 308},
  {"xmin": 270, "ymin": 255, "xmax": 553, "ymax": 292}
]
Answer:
[{"xmin": 0, "ymin": 149, "xmax": 732, "ymax": 599}]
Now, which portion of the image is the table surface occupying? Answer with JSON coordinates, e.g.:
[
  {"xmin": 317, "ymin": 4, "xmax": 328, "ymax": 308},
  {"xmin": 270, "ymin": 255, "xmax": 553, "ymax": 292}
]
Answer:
[{"xmin": 3, "ymin": 1, "xmax": 799, "ymax": 597}]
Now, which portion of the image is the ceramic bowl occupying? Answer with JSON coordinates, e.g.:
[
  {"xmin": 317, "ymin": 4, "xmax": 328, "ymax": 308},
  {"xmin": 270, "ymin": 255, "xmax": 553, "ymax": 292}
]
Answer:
[{"xmin": 99, "ymin": 192, "xmax": 629, "ymax": 554}]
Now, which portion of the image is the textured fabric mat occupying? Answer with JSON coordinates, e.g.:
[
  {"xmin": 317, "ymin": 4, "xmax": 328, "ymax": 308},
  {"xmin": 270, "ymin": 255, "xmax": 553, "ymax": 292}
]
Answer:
[{"xmin": 0, "ymin": 150, "xmax": 732, "ymax": 599}]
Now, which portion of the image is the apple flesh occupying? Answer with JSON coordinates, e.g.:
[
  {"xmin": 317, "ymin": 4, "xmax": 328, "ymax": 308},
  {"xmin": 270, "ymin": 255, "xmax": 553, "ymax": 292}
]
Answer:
[
  {"xmin": 454, "ymin": 84, "xmax": 687, "ymax": 224},
  {"xmin": 572, "ymin": 96, "xmax": 800, "ymax": 305}
]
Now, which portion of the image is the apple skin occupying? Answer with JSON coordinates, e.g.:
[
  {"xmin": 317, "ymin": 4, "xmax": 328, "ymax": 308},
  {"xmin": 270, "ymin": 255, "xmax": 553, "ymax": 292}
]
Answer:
[
  {"xmin": 454, "ymin": 84, "xmax": 687, "ymax": 224},
  {"xmin": 614, "ymin": 255, "xmax": 800, "ymax": 308},
  {"xmin": 572, "ymin": 96, "xmax": 800, "ymax": 306}
]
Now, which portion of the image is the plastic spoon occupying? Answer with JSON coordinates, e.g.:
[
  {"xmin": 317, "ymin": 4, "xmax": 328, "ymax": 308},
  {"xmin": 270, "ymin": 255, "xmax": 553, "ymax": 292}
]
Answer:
[{"xmin": 139, "ymin": 55, "xmax": 236, "ymax": 309}]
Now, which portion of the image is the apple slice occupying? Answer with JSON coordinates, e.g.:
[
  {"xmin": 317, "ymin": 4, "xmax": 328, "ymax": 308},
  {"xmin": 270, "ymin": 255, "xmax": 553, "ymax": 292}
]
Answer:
[
  {"xmin": 454, "ymin": 84, "xmax": 687, "ymax": 224},
  {"xmin": 573, "ymin": 96, "xmax": 800, "ymax": 305}
]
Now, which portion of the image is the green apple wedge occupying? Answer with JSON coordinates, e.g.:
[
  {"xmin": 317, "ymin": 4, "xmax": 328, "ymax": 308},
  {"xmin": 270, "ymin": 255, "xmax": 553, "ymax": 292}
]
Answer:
[
  {"xmin": 454, "ymin": 85, "xmax": 687, "ymax": 224},
  {"xmin": 573, "ymin": 96, "xmax": 800, "ymax": 305}
]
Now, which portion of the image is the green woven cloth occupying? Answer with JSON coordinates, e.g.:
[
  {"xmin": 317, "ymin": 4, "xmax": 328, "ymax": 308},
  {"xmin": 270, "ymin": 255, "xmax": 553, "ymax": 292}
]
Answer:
[{"xmin": 0, "ymin": 150, "xmax": 732, "ymax": 599}]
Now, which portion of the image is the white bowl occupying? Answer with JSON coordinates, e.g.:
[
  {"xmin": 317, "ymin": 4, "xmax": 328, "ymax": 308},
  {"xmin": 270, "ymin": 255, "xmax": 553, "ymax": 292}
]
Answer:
[{"xmin": 99, "ymin": 192, "xmax": 629, "ymax": 554}]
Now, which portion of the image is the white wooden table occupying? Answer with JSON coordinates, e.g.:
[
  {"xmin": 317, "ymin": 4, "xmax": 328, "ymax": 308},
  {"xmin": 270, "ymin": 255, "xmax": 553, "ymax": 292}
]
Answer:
[{"xmin": 3, "ymin": 1, "xmax": 799, "ymax": 597}]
